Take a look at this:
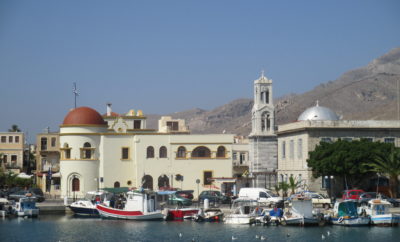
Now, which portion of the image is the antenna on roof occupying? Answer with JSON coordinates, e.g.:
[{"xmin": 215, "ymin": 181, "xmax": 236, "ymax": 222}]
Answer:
[{"xmin": 73, "ymin": 82, "xmax": 79, "ymax": 108}]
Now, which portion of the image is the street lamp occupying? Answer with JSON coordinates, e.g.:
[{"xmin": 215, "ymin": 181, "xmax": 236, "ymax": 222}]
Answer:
[{"xmin": 196, "ymin": 179, "xmax": 200, "ymax": 207}]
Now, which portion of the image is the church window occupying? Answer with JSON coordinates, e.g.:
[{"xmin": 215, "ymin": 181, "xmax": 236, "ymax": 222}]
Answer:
[
  {"xmin": 177, "ymin": 146, "xmax": 186, "ymax": 158},
  {"xmin": 203, "ymin": 171, "xmax": 213, "ymax": 185},
  {"xmin": 72, "ymin": 177, "xmax": 80, "ymax": 192},
  {"xmin": 216, "ymin": 146, "xmax": 226, "ymax": 158},
  {"xmin": 321, "ymin": 138, "xmax": 332, "ymax": 143},
  {"xmin": 267, "ymin": 114, "xmax": 271, "ymax": 131},
  {"xmin": 384, "ymin": 138, "xmax": 395, "ymax": 144},
  {"xmin": 297, "ymin": 139, "xmax": 303, "ymax": 159},
  {"xmin": 134, "ymin": 120, "xmax": 141, "ymax": 129},
  {"xmin": 289, "ymin": 140, "xmax": 294, "ymax": 159},
  {"xmin": 114, "ymin": 181, "xmax": 120, "ymax": 188},
  {"xmin": 63, "ymin": 143, "xmax": 71, "ymax": 159},
  {"xmin": 146, "ymin": 146, "xmax": 154, "ymax": 158},
  {"xmin": 282, "ymin": 141, "xmax": 286, "ymax": 159},
  {"xmin": 82, "ymin": 142, "xmax": 93, "ymax": 159},
  {"xmin": 192, "ymin": 146, "xmax": 211, "ymax": 158},
  {"xmin": 121, "ymin": 147, "xmax": 129, "ymax": 160},
  {"xmin": 159, "ymin": 146, "xmax": 167, "ymax": 158},
  {"xmin": 266, "ymin": 89, "xmax": 269, "ymax": 104}
]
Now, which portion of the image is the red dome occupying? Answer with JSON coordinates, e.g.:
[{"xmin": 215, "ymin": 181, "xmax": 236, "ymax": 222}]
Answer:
[{"xmin": 63, "ymin": 107, "xmax": 106, "ymax": 125}]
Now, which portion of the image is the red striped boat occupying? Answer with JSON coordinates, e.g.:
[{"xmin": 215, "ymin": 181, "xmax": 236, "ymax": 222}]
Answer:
[{"xmin": 96, "ymin": 190, "xmax": 163, "ymax": 220}]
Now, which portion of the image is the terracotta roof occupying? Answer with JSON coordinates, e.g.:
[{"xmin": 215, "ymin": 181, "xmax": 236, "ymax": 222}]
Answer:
[
  {"xmin": 102, "ymin": 112, "xmax": 120, "ymax": 117},
  {"xmin": 63, "ymin": 107, "xmax": 106, "ymax": 125}
]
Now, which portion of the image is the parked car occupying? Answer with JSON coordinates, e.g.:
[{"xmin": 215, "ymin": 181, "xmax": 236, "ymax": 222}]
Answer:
[
  {"xmin": 358, "ymin": 192, "xmax": 400, "ymax": 207},
  {"xmin": 288, "ymin": 191, "xmax": 332, "ymax": 208},
  {"xmin": 238, "ymin": 188, "xmax": 283, "ymax": 205},
  {"xmin": 342, "ymin": 189, "xmax": 365, "ymax": 200},
  {"xmin": 199, "ymin": 190, "xmax": 231, "ymax": 204},
  {"xmin": 168, "ymin": 192, "xmax": 192, "ymax": 207},
  {"xmin": 176, "ymin": 190, "xmax": 194, "ymax": 200}
]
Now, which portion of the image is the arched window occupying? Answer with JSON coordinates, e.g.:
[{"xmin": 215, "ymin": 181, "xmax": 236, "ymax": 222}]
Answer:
[
  {"xmin": 261, "ymin": 112, "xmax": 270, "ymax": 132},
  {"xmin": 177, "ymin": 146, "xmax": 186, "ymax": 158},
  {"xmin": 159, "ymin": 146, "xmax": 167, "ymax": 158},
  {"xmin": 158, "ymin": 175, "xmax": 170, "ymax": 189},
  {"xmin": 72, "ymin": 177, "xmax": 80, "ymax": 192},
  {"xmin": 82, "ymin": 142, "xmax": 92, "ymax": 159},
  {"xmin": 216, "ymin": 146, "xmax": 226, "ymax": 158},
  {"xmin": 114, "ymin": 181, "xmax": 120, "ymax": 188},
  {"xmin": 63, "ymin": 143, "xmax": 71, "ymax": 159},
  {"xmin": 142, "ymin": 175, "xmax": 153, "ymax": 190},
  {"xmin": 146, "ymin": 146, "xmax": 154, "ymax": 158},
  {"xmin": 192, "ymin": 146, "xmax": 211, "ymax": 158}
]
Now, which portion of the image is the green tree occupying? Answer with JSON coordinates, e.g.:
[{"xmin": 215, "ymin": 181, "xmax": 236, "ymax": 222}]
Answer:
[
  {"xmin": 8, "ymin": 124, "xmax": 21, "ymax": 132},
  {"xmin": 307, "ymin": 139, "xmax": 393, "ymax": 188},
  {"xmin": 279, "ymin": 181, "xmax": 289, "ymax": 199},
  {"xmin": 288, "ymin": 176, "xmax": 302, "ymax": 195},
  {"xmin": 365, "ymin": 147, "xmax": 400, "ymax": 198}
]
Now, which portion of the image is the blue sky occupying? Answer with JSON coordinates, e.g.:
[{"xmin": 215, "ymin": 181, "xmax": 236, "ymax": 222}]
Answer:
[{"xmin": 0, "ymin": 0, "xmax": 399, "ymax": 142}]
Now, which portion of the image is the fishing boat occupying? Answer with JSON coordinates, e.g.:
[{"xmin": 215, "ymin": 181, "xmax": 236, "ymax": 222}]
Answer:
[
  {"xmin": 329, "ymin": 200, "xmax": 370, "ymax": 226},
  {"xmin": 165, "ymin": 207, "xmax": 199, "ymax": 220},
  {"xmin": 13, "ymin": 196, "xmax": 39, "ymax": 217},
  {"xmin": 364, "ymin": 199, "xmax": 400, "ymax": 226},
  {"xmin": 193, "ymin": 208, "xmax": 224, "ymax": 222},
  {"xmin": 224, "ymin": 199, "xmax": 258, "ymax": 225},
  {"xmin": 68, "ymin": 190, "xmax": 110, "ymax": 216},
  {"xmin": 280, "ymin": 197, "xmax": 325, "ymax": 226},
  {"xmin": 96, "ymin": 190, "xmax": 163, "ymax": 220}
]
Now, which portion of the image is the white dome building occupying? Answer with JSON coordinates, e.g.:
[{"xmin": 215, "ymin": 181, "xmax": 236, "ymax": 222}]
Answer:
[{"xmin": 297, "ymin": 101, "xmax": 340, "ymax": 121}]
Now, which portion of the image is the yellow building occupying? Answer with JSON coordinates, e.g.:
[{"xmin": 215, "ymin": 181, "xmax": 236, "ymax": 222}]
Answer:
[{"xmin": 0, "ymin": 132, "xmax": 24, "ymax": 172}]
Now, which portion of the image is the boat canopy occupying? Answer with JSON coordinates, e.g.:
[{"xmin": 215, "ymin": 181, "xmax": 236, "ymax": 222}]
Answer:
[
  {"xmin": 157, "ymin": 191, "xmax": 176, "ymax": 195},
  {"xmin": 102, "ymin": 187, "xmax": 130, "ymax": 194},
  {"xmin": 338, "ymin": 201, "xmax": 358, "ymax": 217}
]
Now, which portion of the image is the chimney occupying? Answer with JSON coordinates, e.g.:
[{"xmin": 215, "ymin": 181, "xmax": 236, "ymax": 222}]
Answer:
[{"xmin": 107, "ymin": 103, "xmax": 112, "ymax": 116}]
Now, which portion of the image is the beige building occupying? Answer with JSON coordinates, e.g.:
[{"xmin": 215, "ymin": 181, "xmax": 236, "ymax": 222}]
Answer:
[
  {"xmin": 35, "ymin": 130, "xmax": 61, "ymax": 196},
  {"xmin": 277, "ymin": 103, "xmax": 400, "ymax": 194},
  {"xmin": 59, "ymin": 105, "xmax": 234, "ymax": 199},
  {"xmin": 0, "ymin": 132, "xmax": 24, "ymax": 172}
]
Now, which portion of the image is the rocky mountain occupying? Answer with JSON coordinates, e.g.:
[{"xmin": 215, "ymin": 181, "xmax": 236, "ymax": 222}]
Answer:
[{"xmin": 147, "ymin": 47, "xmax": 400, "ymax": 135}]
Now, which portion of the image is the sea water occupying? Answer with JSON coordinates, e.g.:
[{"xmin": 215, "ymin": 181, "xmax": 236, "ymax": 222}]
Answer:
[{"xmin": 1, "ymin": 215, "xmax": 399, "ymax": 242}]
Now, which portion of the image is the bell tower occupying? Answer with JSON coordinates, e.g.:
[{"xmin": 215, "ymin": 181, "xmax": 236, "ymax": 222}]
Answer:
[{"xmin": 248, "ymin": 71, "xmax": 277, "ymax": 188}]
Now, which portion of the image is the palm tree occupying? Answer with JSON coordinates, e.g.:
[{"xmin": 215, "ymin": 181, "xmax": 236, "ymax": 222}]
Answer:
[
  {"xmin": 366, "ymin": 147, "xmax": 400, "ymax": 198},
  {"xmin": 8, "ymin": 124, "xmax": 21, "ymax": 132},
  {"xmin": 274, "ymin": 184, "xmax": 281, "ymax": 196},
  {"xmin": 279, "ymin": 181, "xmax": 289, "ymax": 199},
  {"xmin": 288, "ymin": 176, "xmax": 302, "ymax": 195}
]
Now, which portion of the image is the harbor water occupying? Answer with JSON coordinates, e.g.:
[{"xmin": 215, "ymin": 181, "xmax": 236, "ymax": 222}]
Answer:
[{"xmin": 1, "ymin": 215, "xmax": 399, "ymax": 242}]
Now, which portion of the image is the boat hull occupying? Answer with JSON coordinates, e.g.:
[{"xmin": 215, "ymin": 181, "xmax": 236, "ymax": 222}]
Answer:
[
  {"xmin": 17, "ymin": 209, "xmax": 39, "ymax": 217},
  {"xmin": 224, "ymin": 215, "xmax": 255, "ymax": 225},
  {"xmin": 331, "ymin": 216, "xmax": 370, "ymax": 226},
  {"xmin": 68, "ymin": 205, "xmax": 99, "ymax": 216},
  {"xmin": 166, "ymin": 208, "xmax": 199, "ymax": 220},
  {"xmin": 282, "ymin": 216, "xmax": 320, "ymax": 226},
  {"xmin": 371, "ymin": 214, "xmax": 400, "ymax": 226},
  {"xmin": 97, "ymin": 204, "xmax": 163, "ymax": 220}
]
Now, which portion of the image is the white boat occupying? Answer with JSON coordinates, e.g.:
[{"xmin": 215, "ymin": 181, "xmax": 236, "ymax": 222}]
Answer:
[
  {"xmin": 13, "ymin": 197, "xmax": 39, "ymax": 217},
  {"xmin": 0, "ymin": 198, "xmax": 12, "ymax": 217},
  {"xmin": 224, "ymin": 199, "xmax": 258, "ymax": 225},
  {"xmin": 330, "ymin": 200, "xmax": 370, "ymax": 226},
  {"xmin": 68, "ymin": 190, "xmax": 110, "ymax": 216},
  {"xmin": 365, "ymin": 199, "xmax": 400, "ymax": 226},
  {"xmin": 280, "ymin": 197, "xmax": 324, "ymax": 226},
  {"xmin": 96, "ymin": 190, "xmax": 163, "ymax": 220}
]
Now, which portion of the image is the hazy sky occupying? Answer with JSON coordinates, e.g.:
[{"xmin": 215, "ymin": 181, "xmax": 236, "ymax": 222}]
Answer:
[{"xmin": 0, "ymin": 0, "xmax": 399, "ymax": 143}]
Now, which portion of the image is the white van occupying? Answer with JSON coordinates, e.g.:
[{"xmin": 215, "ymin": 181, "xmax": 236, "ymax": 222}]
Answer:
[{"xmin": 238, "ymin": 188, "xmax": 283, "ymax": 205}]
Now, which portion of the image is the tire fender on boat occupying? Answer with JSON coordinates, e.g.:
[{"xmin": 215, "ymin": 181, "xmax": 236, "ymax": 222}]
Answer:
[{"xmin": 338, "ymin": 216, "xmax": 344, "ymax": 223}]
